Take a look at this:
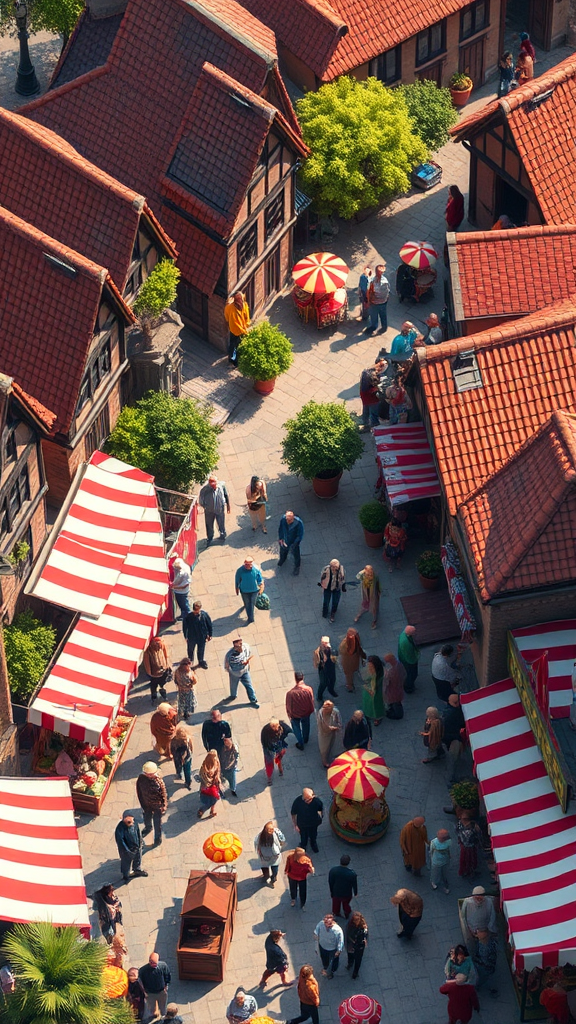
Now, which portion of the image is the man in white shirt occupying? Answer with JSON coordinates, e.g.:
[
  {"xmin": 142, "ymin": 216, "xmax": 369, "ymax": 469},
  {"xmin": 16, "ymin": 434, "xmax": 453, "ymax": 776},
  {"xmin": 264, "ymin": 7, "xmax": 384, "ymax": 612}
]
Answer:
[
  {"xmin": 364, "ymin": 263, "xmax": 390, "ymax": 335},
  {"xmin": 314, "ymin": 913, "xmax": 344, "ymax": 978}
]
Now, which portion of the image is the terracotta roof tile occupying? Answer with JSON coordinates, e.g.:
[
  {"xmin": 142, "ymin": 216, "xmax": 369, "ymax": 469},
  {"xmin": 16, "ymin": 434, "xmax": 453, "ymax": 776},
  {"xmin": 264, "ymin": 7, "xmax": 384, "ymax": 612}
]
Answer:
[
  {"xmin": 51, "ymin": 9, "xmax": 124, "ymax": 88},
  {"xmin": 11, "ymin": 382, "xmax": 57, "ymax": 432},
  {"xmin": 459, "ymin": 411, "xmax": 576, "ymax": 600},
  {"xmin": 417, "ymin": 297, "xmax": 576, "ymax": 515}
]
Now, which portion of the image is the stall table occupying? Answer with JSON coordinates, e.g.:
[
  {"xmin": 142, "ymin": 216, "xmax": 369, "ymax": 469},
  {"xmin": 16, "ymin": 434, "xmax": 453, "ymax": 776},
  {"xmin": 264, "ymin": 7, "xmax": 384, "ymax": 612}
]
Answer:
[{"xmin": 177, "ymin": 870, "xmax": 237, "ymax": 981}]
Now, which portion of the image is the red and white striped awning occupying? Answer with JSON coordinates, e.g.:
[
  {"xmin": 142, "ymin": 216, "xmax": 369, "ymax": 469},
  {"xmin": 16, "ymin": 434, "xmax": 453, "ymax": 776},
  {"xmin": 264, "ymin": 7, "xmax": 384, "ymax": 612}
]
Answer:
[
  {"xmin": 511, "ymin": 620, "xmax": 576, "ymax": 720},
  {"xmin": 374, "ymin": 423, "xmax": 440, "ymax": 506},
  {"xmin": 461, "ymin": 678, "xmax": 576, "ymax": 971},
  {"xmin": 27, "ymin": 453, "xmax": 168, "ymax": 746},
  {"xmin": 0, "ymin": 777, "xmax": 89, "ymax": 934}
]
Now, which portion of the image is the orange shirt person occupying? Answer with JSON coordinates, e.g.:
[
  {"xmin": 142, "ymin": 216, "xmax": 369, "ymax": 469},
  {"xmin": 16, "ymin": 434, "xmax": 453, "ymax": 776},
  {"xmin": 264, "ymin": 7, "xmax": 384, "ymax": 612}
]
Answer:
[{"xmin": 224, "ymin": 291, "xmax": 250, "ymax": 367}]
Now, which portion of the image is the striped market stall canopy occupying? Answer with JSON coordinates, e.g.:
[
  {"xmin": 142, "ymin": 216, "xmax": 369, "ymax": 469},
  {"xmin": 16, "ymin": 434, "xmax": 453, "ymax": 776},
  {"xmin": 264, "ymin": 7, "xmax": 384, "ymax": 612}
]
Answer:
[
  {"xmin": 0, "ymin": 777, "xmax": 89, "ymax": 933},
  {"xmin": 27, "ymin": 452, "xmax": 168, "ymax": 746},
  {"xmin": 461, "ymin": 678, "xmax": 576, "ymax": 970},
  {"xmin": 374, "ymin": 423, "xmax": 441, "ymax": 507},
  {"xmin": 511, "ymin": 620, "xmax": 576, "ymax": 720}
]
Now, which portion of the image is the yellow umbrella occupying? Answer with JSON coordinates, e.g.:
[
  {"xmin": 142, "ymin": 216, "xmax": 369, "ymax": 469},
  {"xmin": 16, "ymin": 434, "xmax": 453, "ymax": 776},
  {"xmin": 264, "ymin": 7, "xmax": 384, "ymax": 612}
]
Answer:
[{"xmin": 203, "ymin": 831, "xmax": 243, "ymax": 863}]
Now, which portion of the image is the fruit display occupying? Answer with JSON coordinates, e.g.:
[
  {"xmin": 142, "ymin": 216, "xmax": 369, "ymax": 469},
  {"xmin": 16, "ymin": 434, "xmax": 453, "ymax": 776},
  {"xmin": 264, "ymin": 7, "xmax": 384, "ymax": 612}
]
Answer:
[{"xmin": 36, "ymin": 714, "xmax": 134, "ymax": 798}]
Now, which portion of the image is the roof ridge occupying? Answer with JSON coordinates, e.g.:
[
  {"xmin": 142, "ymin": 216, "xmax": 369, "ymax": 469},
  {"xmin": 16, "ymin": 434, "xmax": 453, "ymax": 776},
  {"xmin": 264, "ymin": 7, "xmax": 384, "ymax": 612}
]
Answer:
[
  {"xmin": 451, "ymin": 222, "xmax": 576, "ymax": 246},
  {"xmin": 201, "ymin": 61, "xmax": 275, "ymax": 118},
  {"xmin": 182, "ymin": 0, "xmax": 275, "ymax": 64},
  {"xmin": 11, "ymin": 381, "xmax": 57, "ymax": 432},
  {"xmin": 0, "ymin": 204, "xmax": 108, "ymax": 283}
]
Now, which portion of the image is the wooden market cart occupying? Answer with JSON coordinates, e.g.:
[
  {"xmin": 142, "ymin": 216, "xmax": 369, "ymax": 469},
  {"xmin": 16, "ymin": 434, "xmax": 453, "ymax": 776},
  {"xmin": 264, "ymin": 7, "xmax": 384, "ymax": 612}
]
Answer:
[{"xmin": 177, "ymin": 870, "xmax": 237, "ymax": 981}]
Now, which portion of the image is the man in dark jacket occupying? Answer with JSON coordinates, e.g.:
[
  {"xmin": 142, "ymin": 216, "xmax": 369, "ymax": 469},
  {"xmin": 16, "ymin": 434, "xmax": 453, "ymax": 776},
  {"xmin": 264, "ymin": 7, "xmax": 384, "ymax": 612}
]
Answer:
[
  {"xmin": 115, "ymin": 811, "xmax": 148, "ymax": 882},
  {"xmin": 442, "ymin": 694, "xmax": 466, "ymax": 785},
  {"xmin": 329, "ymin": 854, "xmax": 358, "ymax": 919},
  {"xmin": 136, "ymin": 762, "xmax": 168, "ymax": 846},
  {"xmin": 182, "ymin": 600, "xmax": 212, "ymax": 668},
  {"xmin": 201, "ymin": 709, "xmax": 232, "ymax": 754},
  {"xmin": 278, "ymin": 510, "xmax": 304, "ymax": 576},
  {"xmin": 139, "ymin": 952, "xmax": 171, "ymax": 1022}
]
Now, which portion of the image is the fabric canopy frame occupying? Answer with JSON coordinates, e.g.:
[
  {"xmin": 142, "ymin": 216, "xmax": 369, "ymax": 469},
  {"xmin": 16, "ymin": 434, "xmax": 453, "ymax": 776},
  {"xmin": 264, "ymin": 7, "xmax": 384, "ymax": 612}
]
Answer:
[
  {"xmin": 461, "ymin": 678, "xmax": 576, "ymax": 970},
  {"xmin": 0, "ymin": 777, "xmax": 89, "ymax": 934},
  {"xmin": 374, "ymin": 423, "xmax": 441, "ymax": 507}
]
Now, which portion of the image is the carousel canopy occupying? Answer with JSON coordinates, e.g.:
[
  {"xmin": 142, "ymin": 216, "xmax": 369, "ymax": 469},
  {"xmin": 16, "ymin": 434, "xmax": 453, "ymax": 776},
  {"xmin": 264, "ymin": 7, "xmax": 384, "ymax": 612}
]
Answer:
[
  {"xmin": 328, "ymin": 750, "xmax": 390, "ymax": 800},
  {"xmin": 399, "ymin": 240, "xmax": 438, "ymax": 269},
  {"xmin": 339, "ymin": 994, "xmax": 382, "ymax": 1024},
  {"xmin": 292, "ymin": 252, "xmax": 349, "ymax": 293},
  {"xmin": 203, "ymin": 832, "xmax": 243, "ymax": 863}
]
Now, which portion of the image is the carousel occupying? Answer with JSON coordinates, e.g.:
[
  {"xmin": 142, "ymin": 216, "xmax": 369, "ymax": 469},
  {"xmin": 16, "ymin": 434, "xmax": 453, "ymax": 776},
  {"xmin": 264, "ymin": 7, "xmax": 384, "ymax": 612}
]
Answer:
[
  {"xmin": 328, "ymin": 749, "xmax": 391, "ymax": 844},
  {"xmin": 292, "ymin": 251, "xmax": 349, "ymax": 328}
]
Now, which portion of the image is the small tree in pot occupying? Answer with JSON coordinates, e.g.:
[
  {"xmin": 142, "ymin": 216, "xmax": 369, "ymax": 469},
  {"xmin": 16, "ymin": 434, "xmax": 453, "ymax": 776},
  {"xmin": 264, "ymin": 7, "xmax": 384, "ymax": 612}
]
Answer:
[
  {"xmin": 449, "ymin": 71, "xmax": 473, "ymax": 107},
  {"xmin": 237, "ymin": 322, "xmax": 293, "ymax": 395},
  {"xmin": 416, "ymin": 549, "xmax": 444, "ymax": 590},
  {"xmin": 358, "ymin": 500, "xmax": 389, "ymax": 547},
  {"xmin": 133, "ymin": 259, "xmax": 181, "ymax": 349},
  {"xmin": 449, "ymin": 780, "xmax": 479, "ymax": 819},
  {"xmin": 282, "ymin": 400, "xmax": 364, "ymax": 498}
]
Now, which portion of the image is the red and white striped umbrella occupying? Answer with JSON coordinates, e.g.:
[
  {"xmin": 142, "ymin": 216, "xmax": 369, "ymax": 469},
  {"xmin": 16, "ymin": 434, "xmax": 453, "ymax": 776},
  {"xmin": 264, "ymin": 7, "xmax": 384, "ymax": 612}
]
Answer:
[
  {"xmin": 339, "ymin": 994, "xmax": 382, "ymax": 1024},
  {"xmin": 327, "ymin": 750, "xmax": 390, "ymax": 800},
  {"xmin": 292, "ymin": 252, "xmax": 349, "ymax": 293},
  {"xmin": 399, "ymin": 240, "xmax": 439, "ymax": 269}
]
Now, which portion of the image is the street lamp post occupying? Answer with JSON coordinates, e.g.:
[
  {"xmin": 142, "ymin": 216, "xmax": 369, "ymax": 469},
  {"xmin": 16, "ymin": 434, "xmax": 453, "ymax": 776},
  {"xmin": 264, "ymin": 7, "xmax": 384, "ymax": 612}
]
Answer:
[{"xmin": 14, "ymin": 0, "xmax": 40, "ymax": 97}]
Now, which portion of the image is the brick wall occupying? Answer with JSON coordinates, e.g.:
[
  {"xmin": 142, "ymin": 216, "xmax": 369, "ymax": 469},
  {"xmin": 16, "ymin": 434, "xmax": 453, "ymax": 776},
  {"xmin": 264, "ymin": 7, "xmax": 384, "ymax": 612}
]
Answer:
[{"xmin": 0, "ymin": 724, "xmax": 20, "ymax": 775}]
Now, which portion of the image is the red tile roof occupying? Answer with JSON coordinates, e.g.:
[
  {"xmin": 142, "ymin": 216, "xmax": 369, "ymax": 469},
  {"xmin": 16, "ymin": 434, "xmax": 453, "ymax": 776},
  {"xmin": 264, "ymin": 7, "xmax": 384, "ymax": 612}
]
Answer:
[
  {"xmin": 449, "ymin": 224, "xmax": 576, "ymax": 322},
  {"xmin": 417, "ymin": 297, "xmax": 576, "ymax": 515},
  {"xmin": 0, "ymin": 206, "xmax": 132, "ymax": 437},
  {"xmin": 23, "ymin": 0, "xmax": 302, "ymax": 296},
  {"xmin": 451, "ymin": 54, "xmax": 576, "ymax": 225},
  {"xmin": 239, "ymin": 0, "xmax": 474, "ymax": 80},
  {"xmin": 11, "ymin": 382, "xmax": 57, "ymax": 432},
  {"xmin": 459, "ymin": 411, "xmax": 576, "ymax": 601}
]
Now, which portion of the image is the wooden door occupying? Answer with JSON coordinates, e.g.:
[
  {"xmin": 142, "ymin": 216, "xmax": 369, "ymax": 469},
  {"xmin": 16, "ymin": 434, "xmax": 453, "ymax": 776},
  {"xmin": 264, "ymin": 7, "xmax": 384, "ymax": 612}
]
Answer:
[
  {"xmin": 416, "ymin": 62, "xmax": 442, "ymax": 86},
  {"xmin": 177, "ymin": 279, "xmax": 208, "ymax": 339},
  {"xmin": 459, "ymin": 37, "xmax": 485, "ymax": 85},
  {"xmin": 529, "ymin": 0, "xmax": 553, "ymax": 49}
]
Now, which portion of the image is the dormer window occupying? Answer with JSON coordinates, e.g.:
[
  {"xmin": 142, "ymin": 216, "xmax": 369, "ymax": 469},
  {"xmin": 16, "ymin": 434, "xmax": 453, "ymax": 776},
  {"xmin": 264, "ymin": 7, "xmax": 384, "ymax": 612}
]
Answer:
[{"xmin": 453, "ymin": 350, "xmax": 483, "ymax": 392}]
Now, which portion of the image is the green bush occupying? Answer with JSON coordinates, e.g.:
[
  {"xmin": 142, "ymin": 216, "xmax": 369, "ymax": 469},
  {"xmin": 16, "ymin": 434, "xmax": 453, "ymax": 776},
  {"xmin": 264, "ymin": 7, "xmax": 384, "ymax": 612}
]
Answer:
[
  {"xmin": 358, "ymin": 500, "xmax": 389, "ymax": 532},
  {"xmin": 105, "ymin": 390, "xmax": 221, "ymax": 492},
  {"xmin": 415, "ymin": 549, "xmax": 443, "ymax": 579},
  {"xmin": 4, "ymin": 610, "xmax": 57, "ymax": 704},
  {"xmin": 133, "ymin": 259, "xmax": 181, "ymax": 320},
  {"xmin": 449, "ymin": 71, "xmax": 473, "ymax": 90},
  {"xmin": 397, "ymin": 80, "xmax": 459, "ymax": 153},
  {"xmin": 237, "ymin": 322, "xmax": 294, "ymax": 381},
  {"xmin": 449, "ymin": 780, "xmax": 479, "ymax": 810},
  {"xmin": 282, "ymin": 400, "xmax": 364, "ymax": 480}
]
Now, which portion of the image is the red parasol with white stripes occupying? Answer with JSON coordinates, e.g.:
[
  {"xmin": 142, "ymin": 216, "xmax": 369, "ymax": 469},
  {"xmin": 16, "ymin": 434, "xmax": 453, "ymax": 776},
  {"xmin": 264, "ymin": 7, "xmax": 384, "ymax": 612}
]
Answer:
[
  {"xmin": 292, "ymin": 252, "xmax": 349, "ymax": 293},
  {"xmin": 399, "ymin": 240, "xmax": 439, "ymax": 269},
  {"xmin": 327, "ymin": 749, "xmax": 390, "ymax": 800},
  {"xmin": 339, "ymin": 994, "xmax": 382, "ymax": 1024}
]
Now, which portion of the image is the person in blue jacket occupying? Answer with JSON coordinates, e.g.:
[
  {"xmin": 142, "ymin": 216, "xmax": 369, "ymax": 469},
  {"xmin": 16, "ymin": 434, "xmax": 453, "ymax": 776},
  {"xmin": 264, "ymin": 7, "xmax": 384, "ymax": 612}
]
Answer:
[{"xmin": 278, "ymin": 510, "xmax": 304, "ymax": 576}]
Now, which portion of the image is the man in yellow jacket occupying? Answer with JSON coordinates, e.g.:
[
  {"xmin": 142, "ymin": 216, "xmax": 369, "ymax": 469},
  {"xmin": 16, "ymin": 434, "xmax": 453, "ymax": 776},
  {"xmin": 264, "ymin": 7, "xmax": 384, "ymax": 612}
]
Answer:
[{"xmin": 224, "ymin": 291, "xmax": 250, "ymax": 366}]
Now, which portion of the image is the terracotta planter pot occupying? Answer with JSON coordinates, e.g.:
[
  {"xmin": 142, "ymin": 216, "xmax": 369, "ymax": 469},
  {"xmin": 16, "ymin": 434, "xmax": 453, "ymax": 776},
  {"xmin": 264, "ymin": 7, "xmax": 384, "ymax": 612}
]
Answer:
[
  {"xmin": 450, "ymin": 86, "xmax": 473, "ymax": 107},
  {"xmin": 418, "ymin": 572, "xmax": 441, "ymax": 591},
  {"xmin": 312, "ymin": 471, "xmax": 342, "ymax": 498},
  {"xmin": 363, "ymin": 528, "xmax": 383, "ymax": 548},
  {"xmin": 253, "ymin": 378, "xmax": 276, "ymax": 395}
]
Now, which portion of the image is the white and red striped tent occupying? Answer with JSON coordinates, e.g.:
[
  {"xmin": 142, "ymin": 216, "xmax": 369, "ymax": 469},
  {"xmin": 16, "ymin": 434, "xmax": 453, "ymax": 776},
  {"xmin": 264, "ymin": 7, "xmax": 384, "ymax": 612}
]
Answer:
[
  {"xmin": 461, "ymin": 678, "xmax": 576, "ymax": 970},
  {"xmin": 374, "ymin": 423, "xmax": 440, "ymax": 507},
  {"xmin": 0, "ymin": 777, "xmax": 89, "ymax": 934},
  {"xmin": 511, "ymin": 620, "xmax": 576, "ymax": 720},
  {"xmin": 27, "ymin": 452, "xmax": 168, "ymax": 746}
]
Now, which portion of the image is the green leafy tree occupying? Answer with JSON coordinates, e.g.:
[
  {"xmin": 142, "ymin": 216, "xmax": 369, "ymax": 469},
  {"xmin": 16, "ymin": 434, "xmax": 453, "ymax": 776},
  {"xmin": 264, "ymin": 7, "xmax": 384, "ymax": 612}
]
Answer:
[
  {"xmin": 1, "ymin": 922, "xmax": 134, "ymax": 1024},
  {"xmin": 133, "ymin": 258, "xmax": 181, "ymax": 345},
  {"xmin": 0, "ymin": 0, "xmax": 84, "ymax": 49},
  {"xmin": 397, "ymin": 79, "xmax": 458, "ymax": 153},
  {"xmin": 4, "ymin": 609, "xmax": 56, "ymax": 704},
  {"xmin": 282, "ymin": 400, "xmax": 364, "ymax": 479},
  {"xmin": 105, "ymin": 390, "xmax": 221, "ymax": 491},
  {"xmin": 296, "ymin": 76, "xmax": 427, "ymax": 218},
  {"xmin": 237, "ymin": 321, "xmax": 293, "ymax": 381}
]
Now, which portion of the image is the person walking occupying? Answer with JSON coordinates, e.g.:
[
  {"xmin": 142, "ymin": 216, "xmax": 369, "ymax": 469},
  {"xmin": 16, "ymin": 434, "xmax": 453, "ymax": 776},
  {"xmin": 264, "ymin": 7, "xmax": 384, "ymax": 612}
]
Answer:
[
  {"xmin": 354, "ymin": 565, "xmax": 380, "ymax": 628},
  {"xmin": 173, "ymin": 659, "xmax": 197, "ymax": 721},
  {"xmin": 254, "ymin": 820, "xmax": 286, "ymax": 885},
  {"xmin": 286, "ymin": 965, "xmax": 320, "ymax": 1024},
  {"xmin": 382, "ymin": 652, "xmax": 406, "ymax": 719},
  {"xmin": 314, "ymin": 913, "xmax": 344, "ymax": 978},
  {"xmin": 226, "ymin": 990, "xmax": 257, "ymax": 1024},
  {"xmin": 515, "ymin": 49, "xmax": 534, "ymax": 84},
  {"xmin": 291, "ymin": 788, "xmax": 324, "ymax": 852},
  {"xmin": 278, "ymin": 510, "xmax": 304, "ymax": 576},
  {"xmin": 115, "ymin": 812, "xmax": 147, "ymax": 884},
  {"xmin": 136, "ymin": 762, "xmax": 167, "ymax": 846},
  {"xmin": 142, "ymin": 635, "xmax": 171, "ymax": 703},
  {"xmin": 472, "ymin": 929, "xmax": 499, "ymax": 992},
  {"xmin": 329, "ymin": 854, "xmax": 358, "ymax": 919},
  {"xmin": 432, "ymin": 645, "xmax": 461, "ymax": 703},
  {"xmin": 398, "ymin": 624, "xmax": 420, "ymax": 693},
  {"xmin": 170, "ymin": 557, "xmax": 191, "ymax": 618},
  {"xmin": 138, "ymin": 952, "xmax": 171, "ymax": 1023},
  {"xmin": 285, "ymin": 847, "xmax": 314, "ymax": 909},
  {"xmin": 364, "ymin": 263, "xmax": 389, "ymax": 335},
  {"xmin": 198, "ymin": 474, "xmax": 230, "ymax": 545},
  {"xmin": 170, "ymin": 724, "xmax": 193, "ymax": 789},
  {"xmin": 220, "ymin": 735, "xmax": 240, "ymax": 796},
  {"xmin": 356, "ymin": 265, "xmax": 373, "ymax": 321},
  {"xmin": 439, "ymin": 975, "xmax": 479, "ymax": 1024},
  {"xmin": 442, "ymin": 694, "xmax": 466, "ymax": 785},
  {"xmin": 313, "ymin": 635, "xmax": 337, "ymax": 702},
  {"xmin": 150, "ymin": 702, "xmax": 177, "ymax": 759},
  {"xmin": 234, "ymin": 556, "xmax": 264, "ymax": 624},
  {"xmin": 359, "ymin": 360, "xmax": 384, "ymax": 431},
  {"xmin": 430, "ymin": 828, "xmax": 452, "ymax": 893},
  {"xmin": 182, "ymin": 600, "xmax": 212, "ymax": 669},
  {"xmin": 93, "ymin": 883, "xmax": 123, "ymax": 943},
  {"xmin": 383, "ymin": 517, "xmax": 408, "ymax": 572},
  {"xmin": 197, "ymin": 750, "xmax": 221, "ymax": 819},
  {"xmin": 445, "ymin": 185, "xmax": 465, "ymax": 231},
  {"xmin": 343, "ymin": 710, "xmax": 372, "ymax": 750},
  {"xmin": 286, "ymin": 671, "xmax": 315, "ymax": 749},
  {"xmin": 421, "ymin": 706, "xmax": 445, "ymax": 762},
  {"xmin": 316, "ymin": 700, "xmax": 342, "ymax": 768},
  {"xmin": 127, "ymin": 967, "xmax": 146, "ymax": 1020},
  {"xmin": 345, "ymin": 912, "xmax": 368, "ymax": 978},
  {"xmin": 224, "ymin": 291, "xmax": 250, "ymax": 366},
  {"xmin": 497, "ymin": 51, "xmax": 514, "ymax": 96},
  {"xmin": 461, "ymin": 886, "xmax": 497, "ymax": 948},
  {"xmin": 261, "ymin": 717, "xmax": 292, "ymax": 783},
  {"xmin": 246, "ymin": 475, "xmax": 268, "ymax": 533},
  {"xmin": 390, "ymin": 888, "xmax": 423, "ymax": 940},
  {"xmin": 201, "ymin": 709, "xmax": 231, "ymax": 755},
  {"xmin": 339, "ymin": 629, "xmax": 366, "ymax": 692},
  {"xmin": 258, "ymin": 930, "xmax": 291, "ymax": 988},
  {"xmin": 224, "ymin": 637, "xmax": 259, "ymax": 706},
  {"xmin": 319, "ymin": 559, "xmax": 346, "ymax": 621},
  {"xmin": 423, "ymin": 312, "xmax": 443, "ymax": 345},
  {"xmin": 456, "ymin": 813, "xmax": 483, "ymax": 877},
  {"xmin": 362, "ymin": 655, "xmax": 385, "ymax": 727},
  {"xmin": 399, "ymin": 816, "xmax": 428, "ymax": 876}
]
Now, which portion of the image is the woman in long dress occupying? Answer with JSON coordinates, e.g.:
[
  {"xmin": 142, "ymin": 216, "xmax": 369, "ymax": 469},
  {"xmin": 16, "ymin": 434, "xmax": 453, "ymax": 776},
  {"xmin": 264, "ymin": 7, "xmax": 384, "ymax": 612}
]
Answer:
[
  {"xmin": 339, "ymin": 628, "xmax": 366, "ymax": 692},
  {"xmin": 316, "ymin": 700, "xmax": 342, "ymax": 767},
  {"xmin": 354, "ymin": 565, "xmax": 381, "ymax": 629},
  {"xmin": 246, "ymin": 475, "xmax": 268, "ymax": 533},
  {"xmin": 362, "ymin": 655, "xmax": 385, "ymax": 726}
]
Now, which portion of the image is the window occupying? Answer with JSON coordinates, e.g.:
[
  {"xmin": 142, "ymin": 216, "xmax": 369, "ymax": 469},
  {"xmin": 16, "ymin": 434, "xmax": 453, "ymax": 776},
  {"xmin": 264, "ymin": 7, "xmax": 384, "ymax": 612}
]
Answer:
[
  {"xmin": 0, "ymin": 502, "xmax": 9, "ymax": 542},
  {"xmin": 452, "ymin": 350, "xmax": 483, "ymax": 392},
  {"xmin": 237, "ymin": 224, "xmax": 258, "ymax": 274},
  {"xmin": 460, "ymin": 1, "xmax": 488, "ymax": 41},
  {"xmin": 85, "ymin": 405, "xmax": 111, "ymax": 459},
  {"xmin": 265, "ymin": 193, "xmax": 284, "ymax": 241},
  {"xmin": 4, "ymin": 428, "xmax": 16, "ymax": 465},
  {"xmin": 7, "ymin": 467, "xmax": 29, "ymax": 523},
  {"xmin": 265, "ymin": 247, "xmax": 281, "ymax": 299},
  {"xmin": 369, "ymin": 46, "xmax": 401, "ymax": 84},
  {"xmin": 77, "ymin": 341, "xmax": 112, "ymax": 415},
  {"xmin": 416, "ymin": 20, "xmax": 446, "ymax": 65},
  {"xmin": 123, "ymin": 264, "xmax": 142, "ymax": 299}
]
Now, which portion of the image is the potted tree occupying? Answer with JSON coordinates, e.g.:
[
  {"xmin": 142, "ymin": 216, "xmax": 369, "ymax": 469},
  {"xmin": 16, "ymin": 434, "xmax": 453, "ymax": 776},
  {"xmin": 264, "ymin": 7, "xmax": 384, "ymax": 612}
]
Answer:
[
  {"xmin": 237, "ymin": 321, "xmax": 293, "ymax": 395},
  {"xmin": 282, "ymin": 400, "xmax": 364, "ymax": 498},
  {"xmin": 449, "ymin": 71, "xmax": 473, "ymax": 107},
  {"xmin": 449, "ymin": 780, "xmax": 479, "ymax": 819},
  {"xmin": 416, "ymin": 549, "xmax": 444, "ymax": 590},
  {"xmin": 132, "ymin": 258, "xmax": 181, "ymax": 347},
  {"xmin": 358, "ymin": 500, "xmax": 389, "ymax": 548}
]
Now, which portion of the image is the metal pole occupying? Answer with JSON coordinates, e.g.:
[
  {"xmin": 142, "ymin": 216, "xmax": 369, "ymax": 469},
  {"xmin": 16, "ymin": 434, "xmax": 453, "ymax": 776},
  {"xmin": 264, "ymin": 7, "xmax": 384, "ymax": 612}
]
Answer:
[{"xmin": 14, "ymin": 1, "xmax": 40, "ymax": 97}]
